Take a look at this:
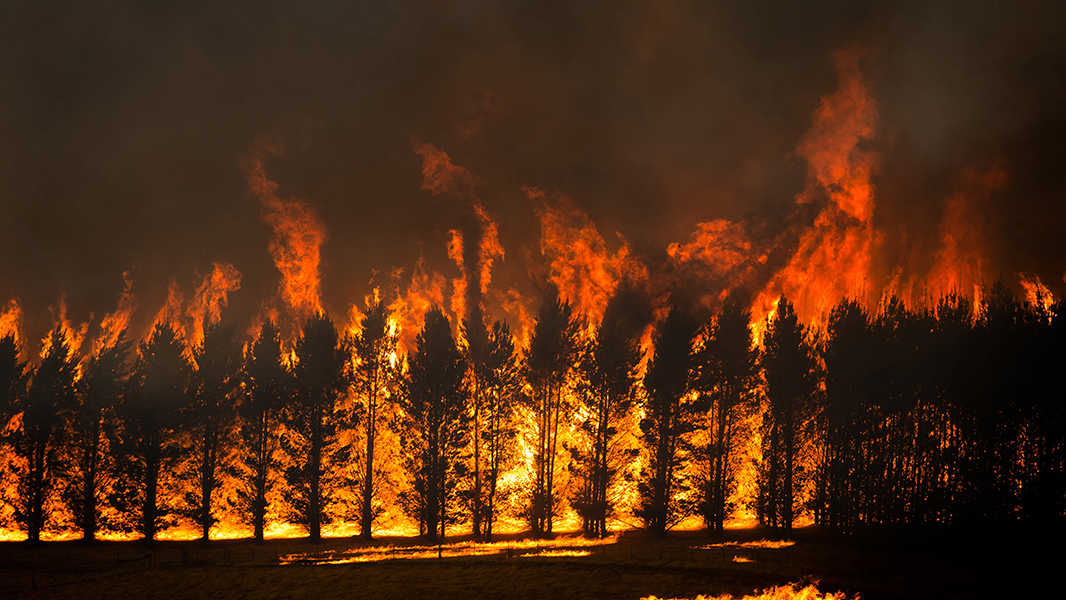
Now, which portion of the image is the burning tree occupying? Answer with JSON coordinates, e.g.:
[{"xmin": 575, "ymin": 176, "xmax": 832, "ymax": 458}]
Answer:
[
  {"xmin": 184, "ymin": 323, "xmax": 242, "ymax": 542},
  {"xmin": 638, "ymin": 305, "xmax": 699, "ymax": 538},
  {"xmin": 8, "ymin": 328, "xmax": 78, "ymax": 544},
  {"xmin": 284, "ymin": 312, "xmax": 350, "ymax": 543},
  {"xmin": 525, "ymin": 294, "xmax": 583, "ymax": 537},
  {"xmin": 400, "ymin": 308, "xmax": 468, "ymax": 542},
  {"xmin": 67, "ymin": 331, "xmax": 132, "ymax": 542},
  {"xmin": 694, "ymin": 300, "xmax": 759, "ymax": 533},
  {"xmin": 119, "ymin": 322, "xmax": 193, "ymax": 545},
  {"xmin": 238, "ymin": 320, "xmax": 290, "ymax": 543},
  {"xmin": 572, "ymin": 289, "xmax": 647, "ymax": 538},
  {"xmin": 465, "ymin": 312, "xmax": 523, "ymax": 542},
  {"xmin": 758, "ymin": 298, "xmax": 819, "ymax": 532},
  {"xmin": 351, "ymin": 298, "xmax": 399, "ymax": 540}
]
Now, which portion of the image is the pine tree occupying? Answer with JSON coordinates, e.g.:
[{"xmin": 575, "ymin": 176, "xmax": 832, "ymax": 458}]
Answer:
[
  {"xmin": 285, "ymin": 312, "xmax": 349, "ymax": 543},
  {"xmin": 401, "ymin": 308, "xmax": 468, "ymax": 542}
]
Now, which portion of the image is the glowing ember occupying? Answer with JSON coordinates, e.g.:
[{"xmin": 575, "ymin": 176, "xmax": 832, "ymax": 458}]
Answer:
[{"xmin": 643, "ymin": 584, "xmax": 851, "ymax": 600}]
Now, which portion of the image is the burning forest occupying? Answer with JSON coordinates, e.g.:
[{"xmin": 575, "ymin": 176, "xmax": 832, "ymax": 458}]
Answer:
[{"xmin": 1, "ymin": 2, "xmax": 1065, "ymax": 599}]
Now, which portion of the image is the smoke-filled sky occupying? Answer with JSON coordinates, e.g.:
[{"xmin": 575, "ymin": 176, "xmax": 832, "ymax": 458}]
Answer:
[{"xmin": 1, "ymin": 0, "xmax": 1065, "ymax": 350}]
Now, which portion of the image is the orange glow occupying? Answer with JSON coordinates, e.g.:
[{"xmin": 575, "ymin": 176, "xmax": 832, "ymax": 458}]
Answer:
[
  {"xmin": 278, "ymin": 535, "xmax": 615, "ymax": 565},
  {"xmin": 926, "ymin": 166, "xmax": 1008, "ymax": 307},
  {"xmin": 241, "ymin": 138, "xmax": 326, "ymax": 323}
]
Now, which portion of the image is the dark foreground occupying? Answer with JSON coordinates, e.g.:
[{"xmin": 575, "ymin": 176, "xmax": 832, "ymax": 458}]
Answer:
[{"xmin": 0, "ymin": 527, "xmax": 1051, "ymax": 599}]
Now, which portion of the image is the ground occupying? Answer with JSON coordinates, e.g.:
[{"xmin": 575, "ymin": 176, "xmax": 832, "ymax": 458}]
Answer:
[{"xmin": 0, "ymin": 526, "xmax": 1049, "ymax": 599}]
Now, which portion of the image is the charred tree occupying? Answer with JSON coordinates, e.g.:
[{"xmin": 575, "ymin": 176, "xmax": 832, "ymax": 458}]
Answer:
[
  {"xmin": 525, "ymin": 294, "xmax": 583, "ymax": 537},
  {"xmin": 352, "ymin": 299, "xmax": 398, "ymax": 540},
  {"xmin": 286, "ymin": 312, "xmax": 349, "ymax": 543},
  {"xmin": 239, "ymin": 321, "xmax": 289, "ymax": 543},
  {"xmin": 639, "ymin": 305, "xmax": 699, "ymax": 538},
  {"xmin": 401, "ymin": 308, "xmax": 468, "ymax": 543}
]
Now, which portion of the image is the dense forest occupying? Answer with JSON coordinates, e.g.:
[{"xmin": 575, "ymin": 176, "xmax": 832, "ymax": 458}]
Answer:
[{"xmin": 1, "ymin": 281, "xmax": 1064, "ymax": 545}]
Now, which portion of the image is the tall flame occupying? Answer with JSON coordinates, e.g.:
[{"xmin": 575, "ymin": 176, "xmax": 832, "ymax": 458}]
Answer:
[
  {"xmin": 40, "ymin": 297, "xmax": 89, "ymax": 359},
  {"xmin": 387, "ymin": 257, "xmax": 447, "ymax": 354},
  {"xmin": 153, "ymin": 278, "xmax": 186, "ymax": 337},
  {"xmin": 529, "ymin": 186, "xmax": 646, "ymax": 329},
  {"xmin": 91, "ymin": 272, "xmax": 137, "ymax": 356},
  {"xmin": 186, "ymin": 262, "xmax": 243, "ymax": 346},
  {"xmin": 926, "ymin": 166, "xmax": 1008, "ymax": 306},
  {"xmin": 242, "ymin": 139, "xmax": 326, "ymax": 323},
  {"xmin": 753, "ymin": 48, "xmax": 880, "ymax": 339}
]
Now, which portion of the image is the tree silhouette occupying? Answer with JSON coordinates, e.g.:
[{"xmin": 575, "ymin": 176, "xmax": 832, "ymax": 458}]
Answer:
[
  {"xmin": 68, "ymin": 330, "xmax": 132, "ymax": 543},
  {"xmin": 401, "ymin": 308, "xmax": 468, "ymax": 542},
  {"xmin": 11, "ymin": 329, "xmax": 78, "ymax": 543},
  {"xmin": 239, "ymin": 320, "xmax": 289, "ymax": 543},
  {"xmin": 0, "ymin": 334, "xmax": 26, "ymax": 426},
  {"xmin": 185, "ymin": 322, "xmax": 242, "ymax": 542},
  {"xmin": 639, "ymin": 304, "xmax": 699, "ymax": 538},
  {"xmin": 694, "ymin": 300, "xmax": 758, "ymax": 532},
  {"xmin": 122, "ymin": 322, "xmax": 192, "ymax": 545},
  {"xmin": 286, "ymin": 312, "xmax": 349, "ymax": 543},
  {"xmin": 759, "ymin": 298, "xmax": 818, "ymax": 532},
  {"xmin": 819, "ymin": 299, "xmax": 870, "ymax": 532},
  {"xmin": 352, "ymin": 298, "xmax": 398, "ymax": 540},
  {"xmin": 525, "ymin": 293, "xmax": 583, "ymax": 537},
  {"xmin": 574, "ymin": 289, "xmax": 646, "ymax": 538}
]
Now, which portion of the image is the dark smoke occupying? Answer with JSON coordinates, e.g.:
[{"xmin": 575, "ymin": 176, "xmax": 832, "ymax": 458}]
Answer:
[{"xmin": 1, "ymin": 0, "xmax": 1064, "ymax": 352}]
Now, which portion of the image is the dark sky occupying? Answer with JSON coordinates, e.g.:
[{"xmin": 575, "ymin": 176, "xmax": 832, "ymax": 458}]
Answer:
[{"xmin": 1, "ymin": 0, "xmax": 1065, "ymax": 349}]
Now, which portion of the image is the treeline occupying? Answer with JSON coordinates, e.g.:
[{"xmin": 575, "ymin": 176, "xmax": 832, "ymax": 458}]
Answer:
[{"xmin": 1, "ymin": 282, "xmax": 1064, "ymax": 545}]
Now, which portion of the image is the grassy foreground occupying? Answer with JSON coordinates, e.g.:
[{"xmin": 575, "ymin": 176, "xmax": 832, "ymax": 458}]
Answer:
[{"xmin": 0, "ymin": 526, "xmax": 1046, "ymax": 599}]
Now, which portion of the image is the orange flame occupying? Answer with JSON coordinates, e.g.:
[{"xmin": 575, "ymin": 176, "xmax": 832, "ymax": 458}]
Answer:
[
  {"xmin": 153, "ymin": 278, "xmax": 186, "ymax": 337},
  {"xmin": 40, "ymin": 297, "xmax": 89, "ymax": 360},
  {"xmin": 0, "ymin": 299, "xmax": 22, "ymax": 343},
  {"xmin": 926, "ymin": 166, "xmax": 1008, "ymax": 306},
  {"xmin": 387, "ymin": 257, "xmax": 447, "ymax": 354},
  {"xmin": 1019, "ymin": 273, "xmax": 1055, "ymax": 316},
  {"xmin": 186, "ymin": 262, "xmax": 243, "ymax": 346},
  {"xmin": 241, "ymin": 139, "xmax": 326, "ymax": 323},
  {"xmin": 412, "ymin": 140, "xmax": 505, "ymax": 327},
  {"xmin": 753, "ymin": 48, "xmax": 880, "ymax": 338},
  {"xmin": 447, "ymin": 229, "xmax": 468, "ymax": 328},
  {"xmin": 92, "ymin": 272, "xmax": 137, "ymax": 356},
  {"xmin": 529, "ymin": 186, "xmax": 647, "ymax": 329}
]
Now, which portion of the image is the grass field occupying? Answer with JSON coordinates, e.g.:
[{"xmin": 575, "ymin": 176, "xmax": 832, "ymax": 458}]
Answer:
[{"xmin": 0, "ymin": 526, "xmax": 1046, "ymax": 599}]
